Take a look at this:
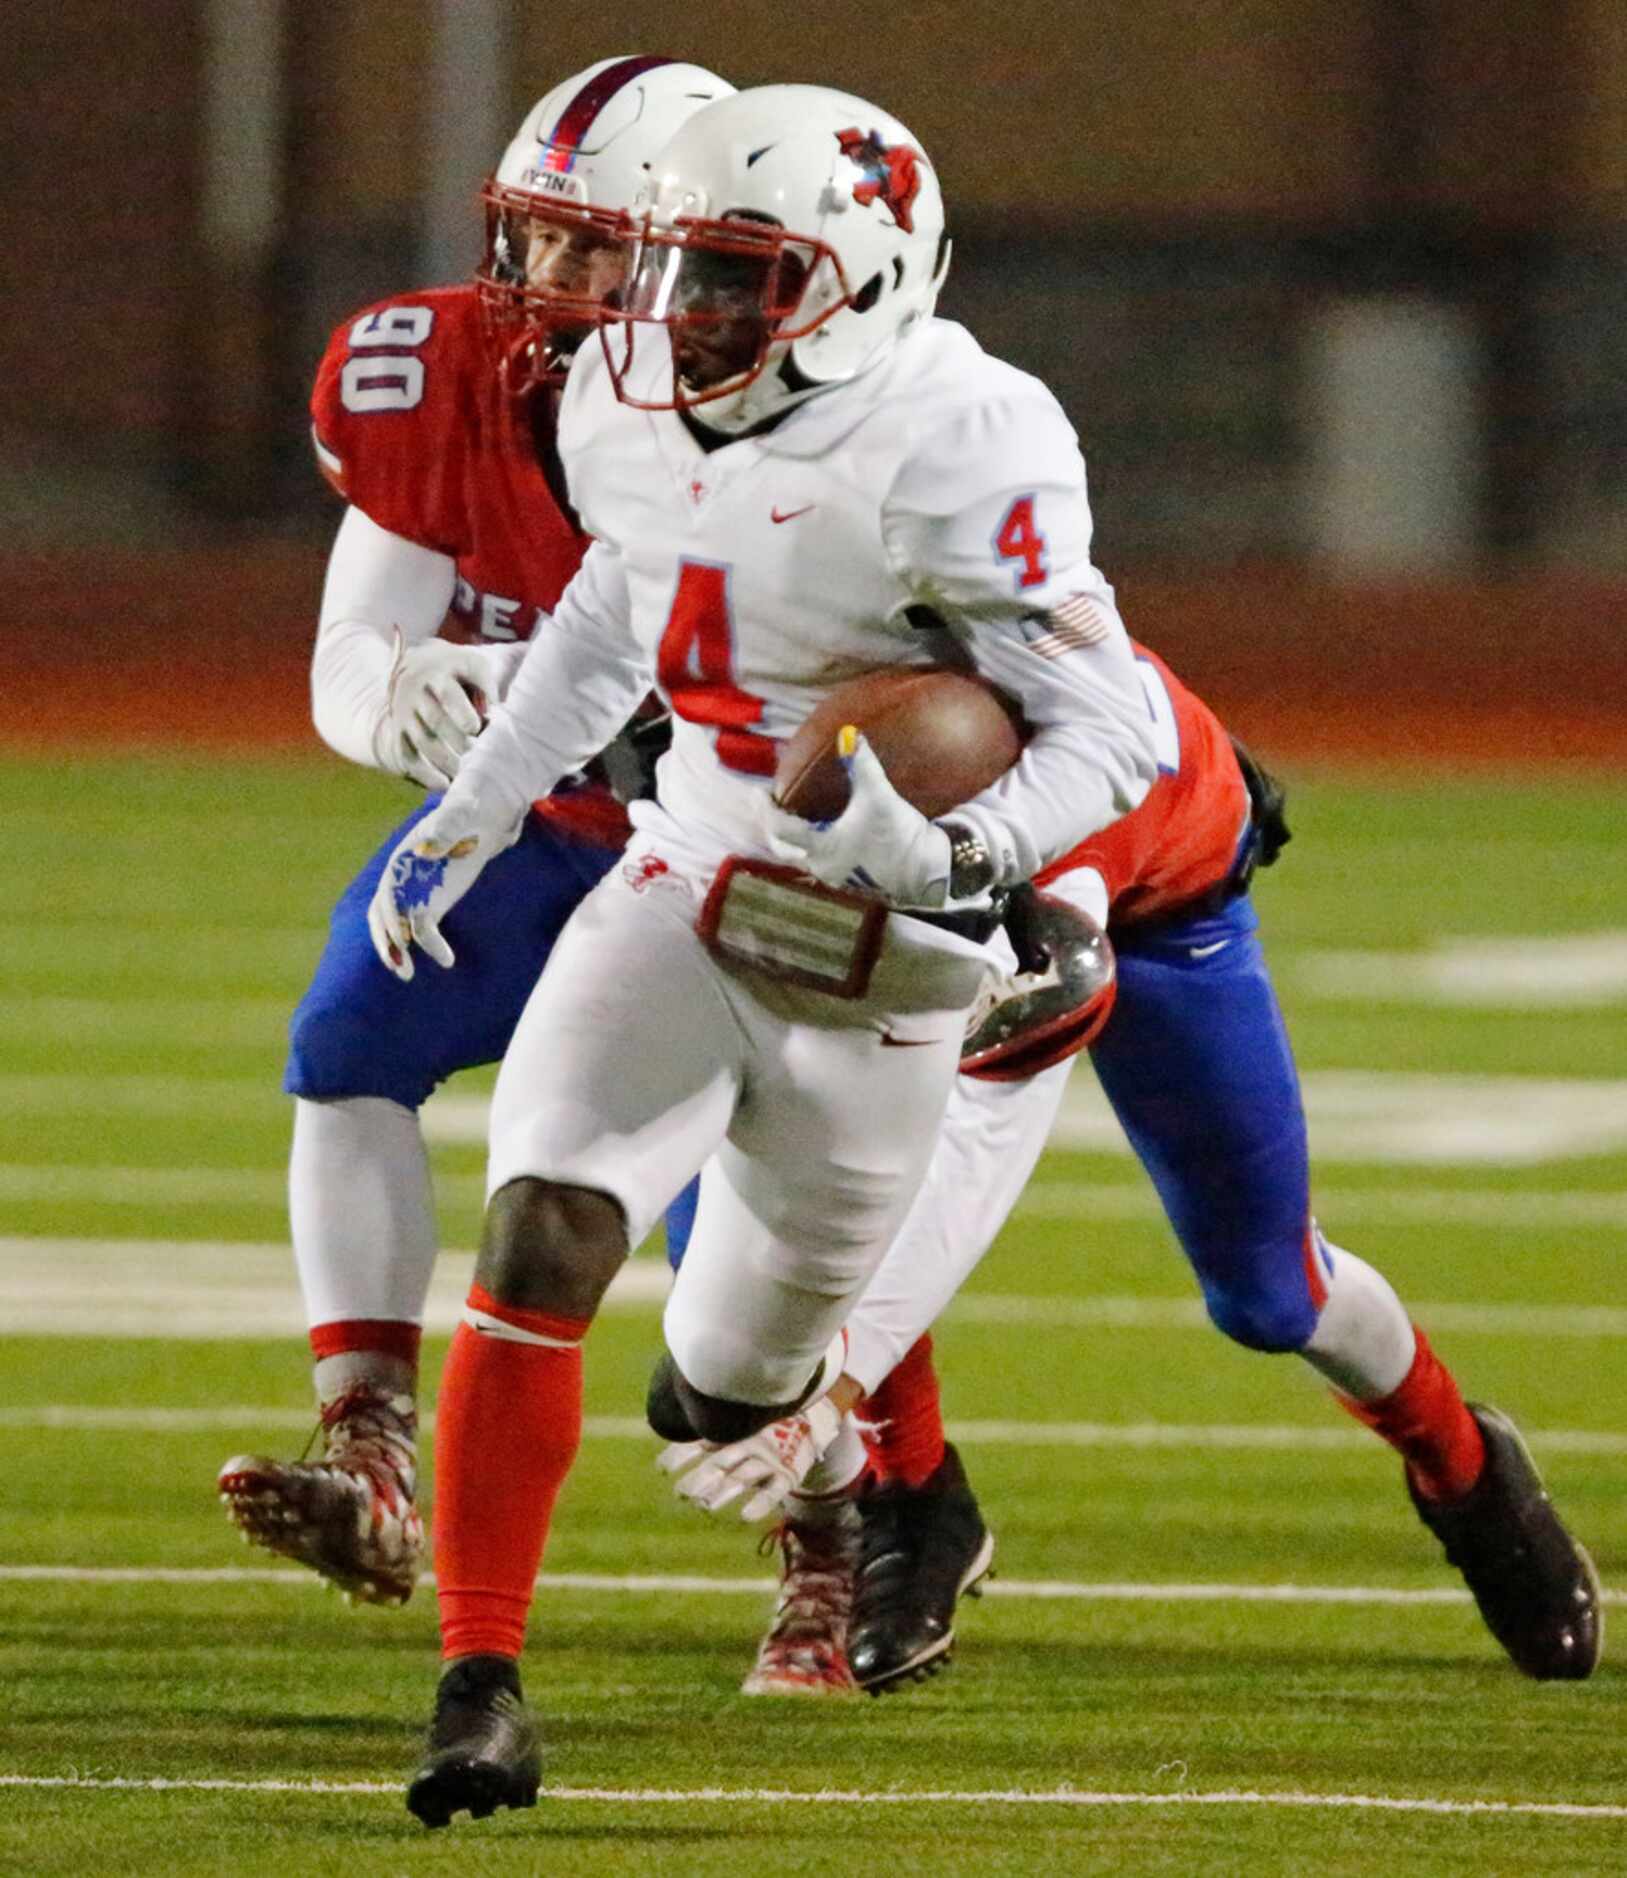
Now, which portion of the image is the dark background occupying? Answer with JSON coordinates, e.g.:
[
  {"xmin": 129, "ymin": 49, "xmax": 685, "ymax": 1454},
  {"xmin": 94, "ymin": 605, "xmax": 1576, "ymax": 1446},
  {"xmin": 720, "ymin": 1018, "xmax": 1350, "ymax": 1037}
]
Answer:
[{"xmin": 5, "ymin": 2, "xmax": 1624, "ymax": 762}]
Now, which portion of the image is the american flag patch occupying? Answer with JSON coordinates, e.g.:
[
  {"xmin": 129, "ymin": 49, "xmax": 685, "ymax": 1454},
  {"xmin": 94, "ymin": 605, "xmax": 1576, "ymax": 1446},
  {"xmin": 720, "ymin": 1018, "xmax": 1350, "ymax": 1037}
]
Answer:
[{"xmin": 1027, "ymin": 592, "xmax": 1114, "ymax": 659}]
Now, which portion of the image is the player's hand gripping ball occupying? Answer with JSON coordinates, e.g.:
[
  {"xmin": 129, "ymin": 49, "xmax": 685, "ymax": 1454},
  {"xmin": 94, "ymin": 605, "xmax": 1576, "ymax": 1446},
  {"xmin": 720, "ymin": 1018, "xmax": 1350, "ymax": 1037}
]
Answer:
[
  {"xmin": 764, "ymin": 667, "xmax": 1024, "ymax": 907},
  {"xmin": 771, "ymin": 666, "xmax": 1024, "ymax": 821}
]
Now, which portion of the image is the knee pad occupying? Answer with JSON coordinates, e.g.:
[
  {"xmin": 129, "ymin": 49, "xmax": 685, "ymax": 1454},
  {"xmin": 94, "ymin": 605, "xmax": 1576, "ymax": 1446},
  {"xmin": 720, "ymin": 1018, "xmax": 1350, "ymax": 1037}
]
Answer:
[
  {"xmin": 1201, "ymin": 1273, "xmax": 1319, "ymax": 1354},
  {"xmin": 286, "ymin": 972, "xmax": 450, "ymax": 1108},
  {"xmin": 286, "ymin": 992, "xmax": 405, "ymax": 1104},
  {"xmin": 646, "ymin": 1352, "xmax": 700, "ymax": 1441},
  {"xmin": 645, "ymin": 1351, "xmax": 809, "ymax": 1445}
]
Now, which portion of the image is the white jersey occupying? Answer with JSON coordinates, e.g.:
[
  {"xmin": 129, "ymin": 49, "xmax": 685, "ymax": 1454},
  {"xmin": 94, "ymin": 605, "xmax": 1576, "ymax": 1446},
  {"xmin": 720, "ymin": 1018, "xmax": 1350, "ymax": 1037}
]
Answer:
[{"xmin": 455, "ymin": 318, "xmax": 1157, "ymax": 883}]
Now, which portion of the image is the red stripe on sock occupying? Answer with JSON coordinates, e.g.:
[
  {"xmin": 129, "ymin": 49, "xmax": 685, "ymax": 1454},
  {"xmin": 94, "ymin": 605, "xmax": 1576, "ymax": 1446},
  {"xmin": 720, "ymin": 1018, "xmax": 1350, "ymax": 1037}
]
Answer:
[
  {"xmin": 1341, "ymin": 1326, "xmax": 1486, "ymax": 1501},
  {"xmin": 467, "ymin": 1283, "xmax": 590, "ymax": 1346},
  {"xmin": 432, "ymin": 1293, "xmax": 589, "ymax": 1661},
  {"xmin": 1301, "ymin": 1222, "xmax": 1329, "ymax": 1312},
  {"xmin": 858, "ymin": 1335, "xmax": 946, "ymax": 1488},
  {"xmin": 308, "ymin": 1319, "xmax": 422, "ymax": 1367}
]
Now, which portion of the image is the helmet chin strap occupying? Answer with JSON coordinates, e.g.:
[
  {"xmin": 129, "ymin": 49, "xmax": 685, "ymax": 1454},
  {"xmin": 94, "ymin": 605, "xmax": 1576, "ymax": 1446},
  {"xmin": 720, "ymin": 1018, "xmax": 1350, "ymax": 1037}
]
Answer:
[
  {"xmin": 686, "ymin": 331, "xmax": 902, "ymax": 436},
  {"xmin": 681, "ymin": 348, "xmax": 829, "ymax": 436}
]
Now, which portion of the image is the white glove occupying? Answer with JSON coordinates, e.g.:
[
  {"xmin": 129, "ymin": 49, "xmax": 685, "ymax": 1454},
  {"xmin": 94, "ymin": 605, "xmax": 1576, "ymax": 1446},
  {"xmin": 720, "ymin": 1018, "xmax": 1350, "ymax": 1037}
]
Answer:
[
  {"xmin": 764, "ymin": 730, "xmax": 952, "ymax": 909},
  {"xmin": 377, "ymin": 630, "xmax": 496, "ymax": 790},
  {"xmin": 366, "ymin": 792, "xmax": 521, "ymax": 980},
  {"xmin": 657, "ymin": 1396, "xmax": 846, "ymax": 1523}
]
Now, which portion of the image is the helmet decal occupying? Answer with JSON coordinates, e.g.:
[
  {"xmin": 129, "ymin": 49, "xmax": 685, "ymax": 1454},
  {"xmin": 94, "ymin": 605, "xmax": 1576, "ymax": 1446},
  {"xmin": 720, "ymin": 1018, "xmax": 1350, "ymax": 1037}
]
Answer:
[
  {"xmin": 835, "ymin": 127, "xmax": 921, "ymax": 234},
  {"xmin": 538, "ymin": 53, "xmax": 675, "ymax": 175}
]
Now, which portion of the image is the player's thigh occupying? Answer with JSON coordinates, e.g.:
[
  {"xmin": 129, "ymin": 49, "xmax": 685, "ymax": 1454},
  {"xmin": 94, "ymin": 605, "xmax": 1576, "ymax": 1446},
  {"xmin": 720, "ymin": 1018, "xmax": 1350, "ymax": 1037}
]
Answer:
[
  {"xmin": 663, "ymin": 1021, "xmax": 963, "ymax": 1403},
  {"xmin": 727, "ymin": 1016, "xmax": 965, "ymax": 1287},
  {"xmin": 285, "ymin": 804, "xmax": 619, "ymax": 1107},
  {"xmin": 487, "ymin": 867, "xmax": 740, "ymax": 1244},
  {"xmin": 1089, "ymin": 900, "xmax": 1309, "ymax": 1289}
]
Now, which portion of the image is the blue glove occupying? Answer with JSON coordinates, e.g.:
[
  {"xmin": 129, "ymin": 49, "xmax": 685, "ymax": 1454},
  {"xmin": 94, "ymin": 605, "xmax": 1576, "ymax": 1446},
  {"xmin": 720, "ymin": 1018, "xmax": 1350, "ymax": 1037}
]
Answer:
[{"xmin": 366, "ymin": 795, "xmax": 517, "ymax": 980}]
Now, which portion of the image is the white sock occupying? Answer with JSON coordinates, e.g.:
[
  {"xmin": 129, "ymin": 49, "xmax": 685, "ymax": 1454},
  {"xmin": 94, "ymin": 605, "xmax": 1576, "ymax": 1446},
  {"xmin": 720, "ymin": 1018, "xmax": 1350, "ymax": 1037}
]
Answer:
[
  {"xmin": 289, "ymin": 1096, "xmax": 440, "ymax": 1330},
  {"xmin": 1299, "ymin": 1233, "xmax": 1417, "ymax": 1401},
  {"xmin": 794, "ymin": 1415, "xmax": 867, "ymax": 1506},
  {"xmin": 312, "ymin": 1350, "xmax": 418, "ymax": 1406}
]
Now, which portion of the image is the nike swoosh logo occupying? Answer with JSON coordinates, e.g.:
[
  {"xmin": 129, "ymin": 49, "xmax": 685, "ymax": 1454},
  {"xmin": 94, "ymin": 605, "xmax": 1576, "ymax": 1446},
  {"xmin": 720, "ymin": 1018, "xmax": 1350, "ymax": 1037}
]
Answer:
[
  {"xmin": 879, "ymin": 1032, "xmax": 943, "ymax": 1048},
  {"xmin": 1188, "ymin": 939, "xmax": 1232, "ymax": 959},
  {"xmin": 771, "ymin": 505, "xmax": 815, "ymax": 524}
]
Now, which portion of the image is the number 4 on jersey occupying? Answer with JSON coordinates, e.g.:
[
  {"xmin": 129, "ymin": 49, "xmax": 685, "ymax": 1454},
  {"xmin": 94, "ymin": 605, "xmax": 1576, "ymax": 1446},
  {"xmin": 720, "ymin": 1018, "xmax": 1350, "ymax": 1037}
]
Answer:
[
  {"xmin": 994, "ymin": 493, "xmax": 1049, "ymax": 590},
  {"xmin": 657, "ymin": 561, "xmax": 777, "ymax": 777}
]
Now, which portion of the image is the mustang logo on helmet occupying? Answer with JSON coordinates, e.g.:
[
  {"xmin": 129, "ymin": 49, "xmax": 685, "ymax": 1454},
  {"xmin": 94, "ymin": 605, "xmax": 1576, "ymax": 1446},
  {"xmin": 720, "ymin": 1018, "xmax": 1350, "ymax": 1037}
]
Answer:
[{"xmin": 835, "ymin": 127, "xmax": 921, "ymax": 234}]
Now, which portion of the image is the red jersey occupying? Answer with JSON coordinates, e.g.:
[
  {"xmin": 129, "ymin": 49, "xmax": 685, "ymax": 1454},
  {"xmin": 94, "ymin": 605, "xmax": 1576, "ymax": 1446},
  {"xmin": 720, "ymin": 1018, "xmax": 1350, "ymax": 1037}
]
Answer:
[
  {"xmin": 1037, "ymin": 645, "xmax": 1249, "ymax": 928},
  {"xmin": 309, "ymin": 285, "xmax": 626, "ymax": 846}
]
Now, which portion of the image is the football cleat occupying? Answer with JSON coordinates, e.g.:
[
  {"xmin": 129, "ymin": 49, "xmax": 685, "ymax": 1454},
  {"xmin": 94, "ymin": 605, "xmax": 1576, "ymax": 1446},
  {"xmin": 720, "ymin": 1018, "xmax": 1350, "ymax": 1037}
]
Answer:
[
  {"xmin": 740, "ymin": 1503, "xmax": 861, "ymax": 1696},
  {"xmin": 847, "ymin": 1443, "xmax": 994, "ymax": 1694},
  {"xmin": 406, "ymin": 1654, "xmax": 542, "ymax": 1828},
  {"xmin": 216, "ymin": 1385, "xmax": 425, "ymax": 1606},
  {"xmin": 1409, "ymin": 1403, "xmax": 1602, "ymax": 1680}
]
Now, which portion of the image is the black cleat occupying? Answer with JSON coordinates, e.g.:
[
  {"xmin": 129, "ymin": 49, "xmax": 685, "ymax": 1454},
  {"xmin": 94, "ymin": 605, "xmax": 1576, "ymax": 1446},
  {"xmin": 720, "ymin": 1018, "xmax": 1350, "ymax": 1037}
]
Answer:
[
  {"xmin": 848, "ymin": 1442, "xmax": 994, "ymax": 1694},
  {"xmin": 406, "ymin": 1654, "xmax": 543, "ymax": 1827},
  {"xmin": 1409, "ymin": 1403, "xmax": 1603, "ymax": 1680}
]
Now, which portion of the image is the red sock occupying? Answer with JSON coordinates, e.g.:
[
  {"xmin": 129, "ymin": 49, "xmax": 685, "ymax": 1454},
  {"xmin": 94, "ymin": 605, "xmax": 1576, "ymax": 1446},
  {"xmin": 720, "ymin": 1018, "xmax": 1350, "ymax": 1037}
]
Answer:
[
  {"xmin": 431, "ymin": 1284, "xmax": 588, "ymax": 1662},
  {"xmin": 1340, "ymin": 1326, "xmax": 1486, "ymax": 1502},
  {"xmin": 309, "ymin": 1319, "xmax": 423, "ymax": 1369},
  {"xmin": 858, "ymin": 1335, "xmax": 947, "ymax": 1488}
]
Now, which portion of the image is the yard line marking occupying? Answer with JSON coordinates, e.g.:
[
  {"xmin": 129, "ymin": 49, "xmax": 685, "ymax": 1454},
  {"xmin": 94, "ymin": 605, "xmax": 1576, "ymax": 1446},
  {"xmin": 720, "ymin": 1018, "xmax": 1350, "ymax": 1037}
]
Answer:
[
  {"xmin": 14, "ymin": 1065, "xmax": 1627, "ymax": 1165},
  {"xmin": 937, "ymin": 1296, "xmax": 1627, "ymax": 1337},
  {"xmin": 1291, "ymin": 931, "xmax": 1627, "ymax": 1008},
  {"xmin": 5, "ymin": 1168, "xmax": 1627, "ymax": 1232},
  {"xmin": 427, "ymin": 1073, "xmax": 1627, "ymax": 1165},
  {"xmin": 1021, "ymin": 1182, "xmax": 1627, "ymax": 1232},
  {"xmin": 1, "ymin": 1773, "xmax": 1624, "ymax": 1819},
  {"xmin": 2, "ymin": 1565, "xmax": 1621, "ymax": 1608},
  {"xmin": 6, "ymin": 1404, "xmax": 1626, "ymax": 1456},
  {"xmin": 5, "ymin": 1239, "xmax": 1627, "ymax": 1339}
]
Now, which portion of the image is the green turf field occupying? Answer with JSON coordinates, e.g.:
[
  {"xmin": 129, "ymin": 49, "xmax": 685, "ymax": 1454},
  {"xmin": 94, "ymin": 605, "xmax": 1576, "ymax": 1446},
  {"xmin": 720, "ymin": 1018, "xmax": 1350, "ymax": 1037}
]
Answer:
[{"xmin": 2, "ymin": 754, "xmax": 1624, "ymax": 1874}]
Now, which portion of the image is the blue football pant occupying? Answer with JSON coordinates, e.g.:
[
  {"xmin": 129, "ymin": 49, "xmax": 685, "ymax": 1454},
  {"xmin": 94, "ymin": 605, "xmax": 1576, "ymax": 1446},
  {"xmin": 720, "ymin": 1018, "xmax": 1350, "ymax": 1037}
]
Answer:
[
  {"xmin": 1089, "ymin": 894, "xmax": 1325, "ymax": 1351},
  {"xmin": 285, "ymin": 798, "xmax": 700, "ymax": 1258}
]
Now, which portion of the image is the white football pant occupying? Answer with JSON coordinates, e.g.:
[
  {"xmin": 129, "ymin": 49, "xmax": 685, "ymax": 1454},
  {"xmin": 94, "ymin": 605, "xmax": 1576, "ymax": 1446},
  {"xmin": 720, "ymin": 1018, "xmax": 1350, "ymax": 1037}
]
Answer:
[{"xmin": 488, "ymin": 834, "xmax": 989, "ymax": 1406}]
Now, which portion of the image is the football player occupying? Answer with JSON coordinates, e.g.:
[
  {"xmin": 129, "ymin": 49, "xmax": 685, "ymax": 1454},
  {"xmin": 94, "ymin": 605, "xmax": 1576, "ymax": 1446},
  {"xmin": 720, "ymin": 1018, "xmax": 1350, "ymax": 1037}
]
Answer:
[
  {"xmin": 367, "ymin": 84, "xmax": 1162, "ymax": 1825},
  {"xmin": 667, "ymin": 646, "xmax": 1603, "ymax": 1697},
  {"xmin": 217, "ymin": 57, "xmax": 735, "ymax": 1605}
]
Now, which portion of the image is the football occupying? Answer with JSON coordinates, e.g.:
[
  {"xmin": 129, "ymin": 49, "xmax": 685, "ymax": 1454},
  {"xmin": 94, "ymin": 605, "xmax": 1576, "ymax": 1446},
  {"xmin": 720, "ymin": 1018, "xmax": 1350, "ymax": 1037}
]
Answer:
[{"xmin": 773, "ymin": 666, "xmax": 1026, "ymax": 822}]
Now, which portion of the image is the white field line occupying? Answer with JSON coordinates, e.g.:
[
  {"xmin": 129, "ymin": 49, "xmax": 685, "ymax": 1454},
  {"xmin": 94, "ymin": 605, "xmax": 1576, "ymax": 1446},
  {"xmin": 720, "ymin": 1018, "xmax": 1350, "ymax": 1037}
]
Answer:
[
  {"xmin": 1, "ymin": 1563, "xmax": 1622, "ymax": 1610},
  {"xmin": 4, "ymin": 1237, "xmax": 1627, "ymax": 1340},
  {"xmin": 1022, "ymin": 1182, "xmax": 1627, "ymax": 1231},
  {"xmin": 1291, "ymin": 931, "xmax": 1627, "ymax": 1007},
  {"xmin": 425, "ymin": 1077, "xmax": 1627, "ymax": 1166},
  {"xmin": 14, "ymin": 1065, "xmax": 1627, "ymax": 1165},
  {"xmin": 0, "ymin": 1773, "xmax": 1624, "ymax": 1819},
  {"xmin": 6, "ymin": 1163, "xmax": 1627, "ymax": 1233},
  {"xmin": 5, "ymin": 1404, "xmax": 1626, "ymax": 1457}
]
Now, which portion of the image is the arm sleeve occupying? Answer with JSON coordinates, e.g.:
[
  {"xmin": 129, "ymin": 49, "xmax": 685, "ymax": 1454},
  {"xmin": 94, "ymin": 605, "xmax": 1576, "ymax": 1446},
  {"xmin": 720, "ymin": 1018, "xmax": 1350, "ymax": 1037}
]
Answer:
[
  {"xmin": 884, "ymin": 393, "xmax": 1158, "ymax": 884},
  {"xmin": 440, "ymin": 539, "xmax": 654, "ymax": 827},
  {"xmin": 309, "ymin": 505, "xmax": 457, "ymax": 769}
]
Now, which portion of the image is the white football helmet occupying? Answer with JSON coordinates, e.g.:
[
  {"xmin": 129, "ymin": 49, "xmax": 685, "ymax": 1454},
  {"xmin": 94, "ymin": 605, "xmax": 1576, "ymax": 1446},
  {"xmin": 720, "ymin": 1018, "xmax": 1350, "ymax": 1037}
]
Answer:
[
  {"xmin": 476, "ymin": 56, "xmax": 734, "ymax": 394},
  {"xmin": 599, "ymin": 84, "xmax": 951, "ymax": 431}
]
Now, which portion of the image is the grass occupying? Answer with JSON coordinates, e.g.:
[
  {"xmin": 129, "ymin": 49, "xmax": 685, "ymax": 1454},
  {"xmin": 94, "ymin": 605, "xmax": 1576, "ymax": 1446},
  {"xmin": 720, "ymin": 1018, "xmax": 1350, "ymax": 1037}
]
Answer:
[{"xmin": 0, "ymin": 754, "xmax": 1624, "ymax": 1873}]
